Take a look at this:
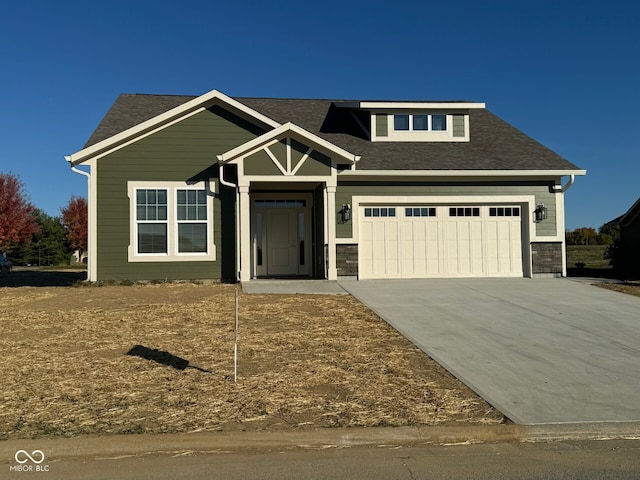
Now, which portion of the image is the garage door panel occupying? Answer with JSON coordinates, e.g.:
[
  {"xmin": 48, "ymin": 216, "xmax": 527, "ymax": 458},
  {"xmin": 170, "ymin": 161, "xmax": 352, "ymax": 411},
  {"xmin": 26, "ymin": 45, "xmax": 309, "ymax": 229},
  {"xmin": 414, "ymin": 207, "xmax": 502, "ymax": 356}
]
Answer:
[{"xmin": 401, "ymin": 219, "xmax": 441, "ymax": 276}]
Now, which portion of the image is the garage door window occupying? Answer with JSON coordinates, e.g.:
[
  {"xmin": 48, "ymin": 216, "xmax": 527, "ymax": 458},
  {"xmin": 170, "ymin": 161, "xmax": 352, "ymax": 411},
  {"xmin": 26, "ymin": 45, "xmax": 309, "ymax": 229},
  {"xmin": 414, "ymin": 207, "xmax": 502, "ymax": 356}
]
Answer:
[
  {"xmin": 364, "ymin": 207, "xmax": 396, "ymax": 217},
  {"xmin": 449, "ymin": 207, "xmax": 480, "ymax": 217},
  {"xmin": 489, "ymin": 207, "xmax": 520, "ymax": 217},
  {"xmin": 406, "ymin": 207, "xmax": 436, "ymax": 217}
]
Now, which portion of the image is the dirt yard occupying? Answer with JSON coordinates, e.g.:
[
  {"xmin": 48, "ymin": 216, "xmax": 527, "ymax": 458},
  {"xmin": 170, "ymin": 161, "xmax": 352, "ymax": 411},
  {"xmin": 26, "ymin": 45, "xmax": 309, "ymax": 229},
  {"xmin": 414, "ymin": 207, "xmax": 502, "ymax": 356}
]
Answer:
[
  {"xmin": 0, "ymin": 277, "xmax": 504, "ymax": 440},
  {"xmin": 598, "ymin": 281, "xmax": 640, "ymax": 298}
]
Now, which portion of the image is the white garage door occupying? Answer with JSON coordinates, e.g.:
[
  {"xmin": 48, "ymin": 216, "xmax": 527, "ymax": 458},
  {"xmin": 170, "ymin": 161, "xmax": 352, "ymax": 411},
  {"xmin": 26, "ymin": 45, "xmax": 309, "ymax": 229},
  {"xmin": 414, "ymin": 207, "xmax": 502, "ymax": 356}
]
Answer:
[{"xmin": 359, "ymin": 205, "xmax": 523, "ymax": 279}]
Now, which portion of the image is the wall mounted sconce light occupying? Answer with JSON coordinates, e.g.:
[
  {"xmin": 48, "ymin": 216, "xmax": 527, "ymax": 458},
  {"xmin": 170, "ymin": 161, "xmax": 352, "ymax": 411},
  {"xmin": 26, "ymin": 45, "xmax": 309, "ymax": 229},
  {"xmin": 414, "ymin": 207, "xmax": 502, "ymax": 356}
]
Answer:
[
  {"xmin": 534, "ymin": 203, "xmax": 547, "ymax": 223},
  {"xmin": 341, "ymin": 204, "xmax": 351, "ymax": 223}
]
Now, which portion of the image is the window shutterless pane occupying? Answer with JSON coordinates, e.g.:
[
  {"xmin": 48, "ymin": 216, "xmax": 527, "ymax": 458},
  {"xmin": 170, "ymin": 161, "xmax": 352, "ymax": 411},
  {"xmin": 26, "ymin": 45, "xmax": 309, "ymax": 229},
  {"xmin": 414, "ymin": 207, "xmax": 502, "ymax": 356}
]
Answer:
[
  {"xmin": 432, "ymin": 115, "xmax": 447, "ymax": 131},
  {"xmin": 364, "ymin": 208, "xmax": 372, "ymax": 217},
  {"xmin": 137, "ymin": 190, "xmax": 146, "ymax": 204},
  {"xmin": 177, "ymin": 190, "xmax": 186, "ymax": 204},
  {"xmin": 513, "ymin": 208, "xmax": 520, "ymax": 216},
  {"xmin": 413, "ymin": 114, "xmax": 428, "ymax": 130},
  {"xmin": 197, "ymin": 190, "xmax": 207, "ymax": 204},
  {"xmin": 197, "ymin": 206, "xmax": 207, "ymax": 220},
  {"xmin": 389, "ymin": 208, "xmax": 396, "ymax": 216},
  {"xmin": 146, "ymin": 206, "xmax": 157, "ymax": 221},
  {"xmin": 177, "ymin": 205, "xmax": 186, "ymax": 221},
  {"xmin": 187, "ymin": 190, "xmax": 196, "ymax": 203},
  {"xmin": 157, "ymin": 190, "xmax": 167, "ymax": 205},
  {"xmin": 473, "ymin": 208, "xmax": 480, "ymax": 216},
  {"xmin": 137, "ymin": 206, "xmax": 146, "ymax": 221},
  {"xmin": 138, "ymin": 224, "xmax": 167, "ymax": 254},
  {"xmin": 394, "ymin": 114, "xmax": 410, "ymax": 130},
  {"xmin": 178, "ymin": 223, "xmax": 207, "ymax": 253}
]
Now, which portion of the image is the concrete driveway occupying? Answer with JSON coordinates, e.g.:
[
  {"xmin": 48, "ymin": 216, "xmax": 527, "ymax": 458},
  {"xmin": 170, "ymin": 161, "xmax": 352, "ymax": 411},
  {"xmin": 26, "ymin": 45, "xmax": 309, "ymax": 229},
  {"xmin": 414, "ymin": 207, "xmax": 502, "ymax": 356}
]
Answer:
[{"xmin": 339, "ymin": 278, "xmax": 640, "ymax": 425}]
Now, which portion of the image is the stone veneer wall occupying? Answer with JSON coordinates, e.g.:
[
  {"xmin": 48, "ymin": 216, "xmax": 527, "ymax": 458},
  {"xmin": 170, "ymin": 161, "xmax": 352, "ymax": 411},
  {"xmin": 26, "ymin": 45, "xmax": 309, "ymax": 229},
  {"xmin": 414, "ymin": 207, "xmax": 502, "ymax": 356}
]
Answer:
[
  {"xmin": 336, "ymin": 244, "xmax": 358, "ymax": 277},
  {"xmin": 531, "ymin": 242, "xmax": 563, "ymax": 275}
]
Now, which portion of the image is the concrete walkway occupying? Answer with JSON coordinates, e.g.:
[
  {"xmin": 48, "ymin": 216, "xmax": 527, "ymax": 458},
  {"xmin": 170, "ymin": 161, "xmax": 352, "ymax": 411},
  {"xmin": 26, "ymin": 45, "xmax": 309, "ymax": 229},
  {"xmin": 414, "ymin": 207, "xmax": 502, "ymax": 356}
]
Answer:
[{"xmin": 339, "ymin": 278, "xmax": 640, "ymax": 425}]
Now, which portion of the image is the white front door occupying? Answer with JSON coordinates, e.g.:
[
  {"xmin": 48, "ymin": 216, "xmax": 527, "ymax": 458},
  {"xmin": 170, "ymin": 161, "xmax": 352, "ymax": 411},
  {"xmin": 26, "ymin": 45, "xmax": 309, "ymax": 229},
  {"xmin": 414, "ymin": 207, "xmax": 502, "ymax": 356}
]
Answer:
[
  {"xmin": 253, "ymin": 198, "xmax": 312, "ymax": 278},
  {"xmin": 266, "ymin": 209, "xmax": 299, "ymax": 276}
]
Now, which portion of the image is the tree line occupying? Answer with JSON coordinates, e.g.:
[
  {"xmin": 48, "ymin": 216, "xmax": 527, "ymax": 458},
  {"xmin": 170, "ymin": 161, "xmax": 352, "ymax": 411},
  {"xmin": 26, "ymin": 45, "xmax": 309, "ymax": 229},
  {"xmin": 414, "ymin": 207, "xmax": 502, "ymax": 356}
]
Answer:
[
  {"xmin": 0, "ymin": 173, "xmax": 87, "ymax": 266},
  {"xmin": 565, "ymin": 224, "xmax": 619, "ymax": 246}
]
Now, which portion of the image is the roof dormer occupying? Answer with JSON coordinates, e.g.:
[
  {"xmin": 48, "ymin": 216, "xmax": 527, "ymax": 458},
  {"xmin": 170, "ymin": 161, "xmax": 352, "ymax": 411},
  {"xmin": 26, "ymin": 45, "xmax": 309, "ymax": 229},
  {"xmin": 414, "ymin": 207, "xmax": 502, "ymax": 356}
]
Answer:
[{"xmin": 333, "ymin": 101, "xmax": 485, "ymax": 143}]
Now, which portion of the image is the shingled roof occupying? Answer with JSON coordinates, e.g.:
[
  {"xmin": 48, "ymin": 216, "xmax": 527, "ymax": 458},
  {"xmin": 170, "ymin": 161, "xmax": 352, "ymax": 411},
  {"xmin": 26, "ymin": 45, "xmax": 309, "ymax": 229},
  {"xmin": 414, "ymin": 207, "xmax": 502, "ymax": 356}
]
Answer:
[{"xmin": 84, "ymin": 93, "xmax": 581, "ymax": 171}]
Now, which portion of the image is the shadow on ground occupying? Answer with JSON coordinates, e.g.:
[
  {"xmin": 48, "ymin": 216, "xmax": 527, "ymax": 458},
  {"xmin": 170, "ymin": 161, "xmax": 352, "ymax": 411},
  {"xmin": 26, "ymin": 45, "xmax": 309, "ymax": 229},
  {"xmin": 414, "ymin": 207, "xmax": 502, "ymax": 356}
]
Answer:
[
  {"xmin": 127, "ymin": 345, "xmax": 212, "ymax": 373},
  {"xmin": 0, "ymin": 268, "xmax": 87, "ymax": 287}
]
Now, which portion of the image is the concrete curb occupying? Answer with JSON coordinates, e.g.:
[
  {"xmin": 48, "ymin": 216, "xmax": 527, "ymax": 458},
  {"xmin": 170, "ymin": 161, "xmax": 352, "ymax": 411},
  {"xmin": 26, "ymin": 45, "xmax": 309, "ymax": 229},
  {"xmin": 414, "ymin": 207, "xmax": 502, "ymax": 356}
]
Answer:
[{"xmin": 2, "ymin": 423, "xmax": 640, "ymax": 462}]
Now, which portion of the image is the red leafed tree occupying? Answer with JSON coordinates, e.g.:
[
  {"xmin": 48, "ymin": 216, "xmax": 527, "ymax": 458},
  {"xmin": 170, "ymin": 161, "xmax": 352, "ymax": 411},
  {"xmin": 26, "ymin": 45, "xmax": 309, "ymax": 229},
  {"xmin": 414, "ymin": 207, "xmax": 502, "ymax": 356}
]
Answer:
[
  {"xmin": 0, "ymin": 173, "xmax": 40, "ymax": 254},
  {"xmin": 61, "ymin": 196, "xmax": 88, "ymax": 255}
]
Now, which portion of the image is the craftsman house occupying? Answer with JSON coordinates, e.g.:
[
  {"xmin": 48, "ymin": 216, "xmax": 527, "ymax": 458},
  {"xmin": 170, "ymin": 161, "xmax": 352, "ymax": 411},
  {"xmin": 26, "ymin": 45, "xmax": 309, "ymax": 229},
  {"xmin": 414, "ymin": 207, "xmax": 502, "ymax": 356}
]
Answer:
[{"xmin": 65, "ymin": 89, "xmax": 585, "ymax": 282}]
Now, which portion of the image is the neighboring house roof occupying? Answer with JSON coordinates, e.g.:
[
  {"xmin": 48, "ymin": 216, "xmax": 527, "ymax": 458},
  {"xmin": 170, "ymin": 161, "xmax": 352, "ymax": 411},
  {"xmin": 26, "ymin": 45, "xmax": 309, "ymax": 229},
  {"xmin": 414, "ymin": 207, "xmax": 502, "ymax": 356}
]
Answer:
[
  {"xmin": 608, "ymin": 197, "xmax": 640, "ymax": 227},
  {"xmin": 81, "ymin": 92, "xmax": 582, "ymax": 172}
]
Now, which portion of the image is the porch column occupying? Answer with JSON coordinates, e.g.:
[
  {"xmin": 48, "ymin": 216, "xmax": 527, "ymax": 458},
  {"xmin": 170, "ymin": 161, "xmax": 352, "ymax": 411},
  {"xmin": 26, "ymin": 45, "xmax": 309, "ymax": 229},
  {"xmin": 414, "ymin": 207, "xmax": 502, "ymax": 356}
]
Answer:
[
  {"xmin": 325, "ymin": 185, "xmax": 337, "ymax": 280},
  {"xmin": 239, "ymin": 185, "xmax": 251, "ymax": 282}
]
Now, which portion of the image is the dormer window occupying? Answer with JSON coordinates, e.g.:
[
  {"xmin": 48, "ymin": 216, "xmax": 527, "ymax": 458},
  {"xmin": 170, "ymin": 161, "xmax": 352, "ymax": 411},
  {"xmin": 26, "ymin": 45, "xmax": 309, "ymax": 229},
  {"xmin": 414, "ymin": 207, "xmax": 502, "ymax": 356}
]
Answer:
[
  {"xmin": 331, "ymin": 100, "xmax": 484, "ymax": 142},
  {"xmin": 393, "ymin": 114, "xmax": 447, "ymax": 132}
]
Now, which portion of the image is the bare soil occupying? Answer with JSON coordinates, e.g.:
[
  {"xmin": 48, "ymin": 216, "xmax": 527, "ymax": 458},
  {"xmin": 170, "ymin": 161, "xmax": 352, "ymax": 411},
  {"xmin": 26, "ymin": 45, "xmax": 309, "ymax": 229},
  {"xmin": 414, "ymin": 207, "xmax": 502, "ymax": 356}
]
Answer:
[
  {"xmin": 0, "ymin": 274, "xmax": 504, "ymax": 440},
  {"xmin": 598, "ymin": 281, "xmax": 640, "ymax": 298}
]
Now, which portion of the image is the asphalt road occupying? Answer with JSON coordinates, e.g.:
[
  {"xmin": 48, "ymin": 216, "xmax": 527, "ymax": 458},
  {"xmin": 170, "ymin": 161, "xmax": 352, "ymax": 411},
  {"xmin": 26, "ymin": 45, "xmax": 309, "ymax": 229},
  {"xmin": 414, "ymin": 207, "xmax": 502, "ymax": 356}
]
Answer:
[{"xmin": 9, "ymin": 440, "xmax": 640, "ymax": 480}]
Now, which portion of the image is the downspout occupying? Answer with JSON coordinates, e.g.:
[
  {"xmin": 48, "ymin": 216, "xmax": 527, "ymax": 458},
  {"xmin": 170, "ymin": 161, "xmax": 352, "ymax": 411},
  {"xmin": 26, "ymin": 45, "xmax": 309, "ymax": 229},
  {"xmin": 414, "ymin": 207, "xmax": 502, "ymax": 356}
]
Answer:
[
  {"xmin": 65, "ymin": 156, "xmax": 91, "ymax": 281},
  {"xmin": 218, "ymin": 163, "xmax": 241, "ymax": 282},
  {"xmin": 561, "ymin": 174, "xmax": 575, "ymax": 193}
]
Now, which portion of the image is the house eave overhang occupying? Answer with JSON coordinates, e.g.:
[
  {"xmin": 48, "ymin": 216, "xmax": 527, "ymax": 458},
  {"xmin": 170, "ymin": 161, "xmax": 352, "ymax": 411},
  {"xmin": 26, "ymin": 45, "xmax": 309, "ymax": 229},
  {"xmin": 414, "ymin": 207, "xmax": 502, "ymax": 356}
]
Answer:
[
  {"xmin": 216, "ymin": 122, "xmax": 361, "ymax": 165},
  {"xmin": 333, "ymin": 101, "xmax": 486, "ymax": 110},
  {"xmin": 339, "ymin": 169, "xmax": 587, "ymax": 179},
  {"xmin": 65, "ymin": 89, "xmax": 282, "ymax": 166}
]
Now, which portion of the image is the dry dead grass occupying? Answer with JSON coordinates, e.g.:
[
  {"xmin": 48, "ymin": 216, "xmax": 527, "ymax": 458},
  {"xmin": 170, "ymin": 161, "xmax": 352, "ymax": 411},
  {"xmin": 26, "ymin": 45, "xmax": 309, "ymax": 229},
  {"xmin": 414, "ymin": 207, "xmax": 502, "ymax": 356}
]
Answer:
[
  {"xmin": 597, "ymin": 281, "xmax": 640, "ymax": 298},
  {"xmin": 0, "ymin": 283, "xmax": 503, "ymax": 440}
]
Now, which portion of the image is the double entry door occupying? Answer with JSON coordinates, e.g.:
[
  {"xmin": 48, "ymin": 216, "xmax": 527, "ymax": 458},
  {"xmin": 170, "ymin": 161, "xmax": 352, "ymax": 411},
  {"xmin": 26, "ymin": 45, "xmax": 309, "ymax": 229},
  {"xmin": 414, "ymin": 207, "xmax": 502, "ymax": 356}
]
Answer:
[{"xmin": 253, "ymin": 198, "xmax": 311, "ymax": 277}]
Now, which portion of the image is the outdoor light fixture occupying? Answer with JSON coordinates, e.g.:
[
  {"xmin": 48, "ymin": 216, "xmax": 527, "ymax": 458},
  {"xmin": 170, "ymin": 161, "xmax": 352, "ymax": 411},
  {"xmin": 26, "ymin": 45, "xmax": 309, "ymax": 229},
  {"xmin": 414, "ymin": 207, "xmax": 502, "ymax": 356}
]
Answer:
[
  {"xmin": 341, "ymin": 204, "xmax": 351, "ymax": 223},
  {"xmin": 534, "ymin": 203, "xmax": 548, "ymax": 223}
]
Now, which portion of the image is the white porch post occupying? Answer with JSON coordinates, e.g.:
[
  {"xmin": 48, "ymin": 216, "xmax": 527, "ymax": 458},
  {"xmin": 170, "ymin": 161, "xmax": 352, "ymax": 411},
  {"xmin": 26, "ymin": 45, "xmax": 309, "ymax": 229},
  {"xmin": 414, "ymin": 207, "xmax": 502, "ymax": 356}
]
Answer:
[
  {"xmin": 239, "ymin": 185, "xmax": 251, "ymax": 282},
  {"xmin": 325, "ymin": 185, "xmax": 337, "ymax": 280}
]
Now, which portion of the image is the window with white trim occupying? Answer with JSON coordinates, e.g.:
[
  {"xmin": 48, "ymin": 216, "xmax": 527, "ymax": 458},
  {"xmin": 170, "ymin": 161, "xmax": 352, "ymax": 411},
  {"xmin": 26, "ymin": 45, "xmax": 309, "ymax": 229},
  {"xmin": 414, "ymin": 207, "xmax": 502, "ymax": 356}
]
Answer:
[
  {"xmin": 393, "ymin": 114, "xmax": 447, "ymax": 132},
  {"xmin": 176, "ymin": 189, "xmax": 208, "ymax": 253},
  {"xmin": 128, "ymin": 182, "xmax": 215, "ymax": 262}
]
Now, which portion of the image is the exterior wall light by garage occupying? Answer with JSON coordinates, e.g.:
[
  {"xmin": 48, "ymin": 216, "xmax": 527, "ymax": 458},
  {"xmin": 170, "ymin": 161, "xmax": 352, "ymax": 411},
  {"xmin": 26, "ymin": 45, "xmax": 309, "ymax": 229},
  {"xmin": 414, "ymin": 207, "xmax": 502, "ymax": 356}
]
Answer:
[
  {"xmin": 341, "ymin": 204, "xmax": 351, "ymax": 223},
  {"xmin": 534, "ymin": 203, "xmax": 548, "ymax": 223}
]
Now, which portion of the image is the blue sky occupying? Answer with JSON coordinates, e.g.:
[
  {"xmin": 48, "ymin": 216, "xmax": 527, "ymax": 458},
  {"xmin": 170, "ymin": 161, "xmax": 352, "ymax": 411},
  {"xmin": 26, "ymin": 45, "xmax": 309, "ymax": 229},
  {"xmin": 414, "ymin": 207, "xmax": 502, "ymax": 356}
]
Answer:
[{"xmin": 0, "ymin": 0, "xmax": 638, "ymax": 230}]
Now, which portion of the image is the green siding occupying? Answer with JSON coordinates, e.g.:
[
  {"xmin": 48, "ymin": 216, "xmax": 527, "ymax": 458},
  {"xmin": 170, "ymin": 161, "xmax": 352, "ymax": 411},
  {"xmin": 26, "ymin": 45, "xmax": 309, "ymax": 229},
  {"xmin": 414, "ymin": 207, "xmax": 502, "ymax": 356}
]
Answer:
[
  {"xmin": 95, "ymin": 106, "xmax": 262, "ymax": 281},
  {"xmin": 296, "ymin": 150, "xmax": 332, "ymax": 176},
  {"xmin": 269, "ymin": 140, "xmax": 287, "ymax": 170},
  {"xmin": 375, "ymin": 114, "xmax": 388, "ymax": 137},
  {"xmin": 452, "ymin": 115, "xmax": 465, "ymax": 137},
  {"xmin": 244, "ymin": 149, "xmax": 283, "ymax": 175},
  {"xmin": 335, "ymin": 181, "xmax": 558, "ymax": 238},
  {"xmin": 291, "ymin": 139, "xmax": 309, "ymax": 171}
]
